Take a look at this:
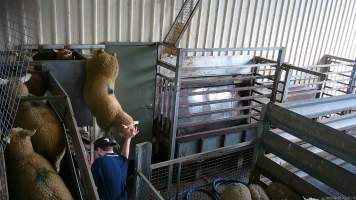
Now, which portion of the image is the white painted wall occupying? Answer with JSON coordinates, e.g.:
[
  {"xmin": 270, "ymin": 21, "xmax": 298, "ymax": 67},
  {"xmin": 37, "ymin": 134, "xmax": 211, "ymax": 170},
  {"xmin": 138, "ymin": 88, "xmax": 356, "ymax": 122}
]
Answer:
[{"xmin": 36, "ymin": 0, "xmax": 356, "ymax": 65}]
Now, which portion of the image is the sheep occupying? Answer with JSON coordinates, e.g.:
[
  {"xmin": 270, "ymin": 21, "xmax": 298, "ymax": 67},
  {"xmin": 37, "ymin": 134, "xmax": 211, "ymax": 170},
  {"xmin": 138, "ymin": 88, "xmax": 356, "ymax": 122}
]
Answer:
[
  {"xmin": 56, "ymin": 49, "xmax": 73, "ymax": 60},
  {"xmin": 14, "ymin": 99, "xmax": 66, "ymax": 172},
  {"xmin": 2, "ymin": 74, "xmax": 66, "ymax": 172},
  {"xmin": 25, "ymin": 71, "xmax": 48, "ymax": 96},
  {"xmin": 5, "ymin": 128, "xmax": 73, "ymax": 200},
  {"xmin": 221, "ymin": 183, "xmax": 252, "ymax": 200},
  {"xmin": 83, "ymin": 49, "xmax": 134, "ymax": 134},
  {"xmin": 248, "ymin": 184, "xmax": 269, "ymax": 200}
]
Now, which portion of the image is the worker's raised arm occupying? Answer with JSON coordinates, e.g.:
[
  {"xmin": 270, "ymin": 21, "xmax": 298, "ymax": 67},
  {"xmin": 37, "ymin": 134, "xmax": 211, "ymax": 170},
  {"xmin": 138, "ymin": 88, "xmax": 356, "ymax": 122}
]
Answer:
[{"xmin": 120, "ymin": 126, "xmax": 139, "ymax": 158}]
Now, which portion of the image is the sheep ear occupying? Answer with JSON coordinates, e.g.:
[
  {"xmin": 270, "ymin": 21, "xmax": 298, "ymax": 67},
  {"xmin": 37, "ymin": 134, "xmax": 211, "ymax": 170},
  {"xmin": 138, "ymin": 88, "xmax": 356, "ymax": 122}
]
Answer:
[
  {"xmin": 20, "ymin": 73, "xmax": 32, "ymax": 83},
  {"xmin": 11, "ymin": 128, "xmax": 36, "ymax": 137},
  {"xmin": 24, "ymin": 129, "xmax": 36, "ymax": 137},
  {"xmin": 10, "ymin": 127, "xmax": 23, "ymax": 134},
  {"xmin": 0, "ymin": 78, "xmax": 9, "ymax": 85}
]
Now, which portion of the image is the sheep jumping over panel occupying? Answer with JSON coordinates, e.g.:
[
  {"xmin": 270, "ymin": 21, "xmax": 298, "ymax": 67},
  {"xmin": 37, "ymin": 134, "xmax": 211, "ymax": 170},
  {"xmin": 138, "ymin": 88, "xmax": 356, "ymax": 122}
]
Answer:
[
  {"xmin": 5, "ymin": 128, "xmax": 73, "ymax": 200},
  {"xmin": 83, "ymin": 49, "xmax": 134, "ymax": 134}
]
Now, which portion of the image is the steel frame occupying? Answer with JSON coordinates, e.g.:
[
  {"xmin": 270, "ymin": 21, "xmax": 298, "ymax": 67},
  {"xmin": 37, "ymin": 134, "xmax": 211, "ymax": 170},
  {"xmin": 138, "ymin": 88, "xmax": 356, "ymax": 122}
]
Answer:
[
  {"xmin": 137, "ymin": 93, "xmax": 356, "ymax": 199},
  {"xmin": 153, "ymin": 44, "xmax": 285, "ymax": 160},
  {"xmin": 276, "ymin": 56, "xmax": 356, "ymax": 102}
]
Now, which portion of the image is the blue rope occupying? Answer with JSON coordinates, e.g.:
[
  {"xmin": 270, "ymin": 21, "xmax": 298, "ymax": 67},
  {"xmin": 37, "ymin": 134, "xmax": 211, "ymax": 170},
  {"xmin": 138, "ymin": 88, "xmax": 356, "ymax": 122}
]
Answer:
[
  {"xmin": 211, "ymin": 178, "xmax": 248, "ymax": 199},
  {"xmin": 182, "ymin": 187, "xmax": 216, "ymax": 200},
  {"xmin": 168, "ymin": 178, "xmax": 248, "ymax": 200}
]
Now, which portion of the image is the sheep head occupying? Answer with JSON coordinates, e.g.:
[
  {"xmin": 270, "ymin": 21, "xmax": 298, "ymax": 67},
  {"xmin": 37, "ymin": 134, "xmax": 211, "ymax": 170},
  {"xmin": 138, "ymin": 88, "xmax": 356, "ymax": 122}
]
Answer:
[
  {"xmin": 56, "ymin": 49, "xmax": 73, "ymax": 60},
  {"xmin": 1, "ymin": 73, "xmax": 31, "ymax": 97},
  {"xmin": 7, "ymin": 128, "xmax": 36, "ymax": 156},
  {"xmin": 87, "ymin": 50, "xmax": 119, "ymax": 81},
  {"xmin": 7, "ymin": 79, "xmax": 29, "ymax": 97}
]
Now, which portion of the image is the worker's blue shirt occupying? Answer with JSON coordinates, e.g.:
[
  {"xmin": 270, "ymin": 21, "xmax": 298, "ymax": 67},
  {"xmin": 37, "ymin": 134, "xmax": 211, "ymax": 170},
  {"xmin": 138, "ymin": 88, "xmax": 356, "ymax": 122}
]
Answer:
[{"xmin": 91, "ymin": 153, "xmax": 128, "ymax": 200}]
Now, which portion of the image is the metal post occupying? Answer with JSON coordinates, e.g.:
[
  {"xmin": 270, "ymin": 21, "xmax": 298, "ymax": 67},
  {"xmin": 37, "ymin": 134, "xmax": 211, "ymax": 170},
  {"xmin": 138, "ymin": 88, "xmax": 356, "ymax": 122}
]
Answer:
[
  {"xmin": 134, "ymin": 142, "xmax": 152, "ymax": 200},
  {"xmin": 249, "ymin": 104, "xmax": 271, "ymax": 183},
  {"xmin": 280, "ymin": 66, "xmax": 293, "ymax": 102},
  {"xmin": 167, "ymin": 48, "xmax": 184, "ymax": 191},
  {"xmin": 346, "ymin": 58, "xmax": 356, "ymax": 94},
  {"xmin": 316, "ymin": 68, "xmax": 328, "ymax": 99},
  {"xmin": 169, "ymin": 48, "xmax": 184, "ymax": 160},
  {"xmin": 271, "ymin": 48, "xmax": 286, "ymax": 102},
  {"xmin": 152, "ymin": 43, "xmax": 160, "ymax": 154},
  {"xmin": 0, "ymin": 152, "xmax": 9, "ymax": 200}
]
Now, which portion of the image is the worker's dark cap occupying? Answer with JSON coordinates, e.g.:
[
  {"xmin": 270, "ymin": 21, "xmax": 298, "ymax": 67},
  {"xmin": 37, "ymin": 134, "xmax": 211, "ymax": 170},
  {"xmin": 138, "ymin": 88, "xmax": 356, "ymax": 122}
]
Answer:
[{"xmin": 94, "ymin": 137, "xmax": 117, "ymax": 150}]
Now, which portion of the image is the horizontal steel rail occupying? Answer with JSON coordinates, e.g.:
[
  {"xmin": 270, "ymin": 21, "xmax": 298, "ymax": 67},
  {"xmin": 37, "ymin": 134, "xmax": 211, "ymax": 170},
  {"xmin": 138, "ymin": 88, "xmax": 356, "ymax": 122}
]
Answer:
[
  {"xmin": 180, "ymin": 84, "xmax": 273, "ymax": 97},
  {"xmin": 262, "ymin": 132, "xmax": 356, "ymax": 196},
  {"xmin": 178, "ymin": 113, "xmax": 260, "ymax": 129},
  {"xmin": 279, "ymin": 93, "xmax": 356, "ymax": 117},
  {"xmin": 179, "ymin": 94, "xmax": 271, "ymax": 108},
  {"xmin": 183, "ymin": 47, "xmax": 284, "ymax": 52},
  {"xmin": 150, "ymin": 140, "xmax": 255, "ymax": 170},
  {"xmin": 282, "ymin": 64, "xmax": 327, "ymax": 78},
  {"xmin": 257, "ymin": 156, "xmax": 328, "ymax": 197},
  {"xmin": 324, "ymin": 54, "xmax": 355, "ymax": 63},
  {"xmin": 254, "ymin": 101, "xmax": 356, "ymax": 197},
  {"xmin": 178, "ymin": 104, "xmax": 263, "ymax": 119},
  {"xmin": 265, "ymin": 103, "xmax": 356, "ymax": 166},
  {"xmin": 177, "ymin": 123, "xmax": 258, "ymax": 142},
  {"xmin": 157, "ymin": 60, "xmax": 176, "ymax": 72}
]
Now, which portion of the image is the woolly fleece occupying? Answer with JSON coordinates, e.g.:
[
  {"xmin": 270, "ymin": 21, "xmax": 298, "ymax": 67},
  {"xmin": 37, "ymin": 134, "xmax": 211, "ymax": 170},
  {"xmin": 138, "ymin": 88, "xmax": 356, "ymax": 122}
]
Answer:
[
  {"xmin": 84, "ymin": 50, "xmax": 134, "ymax": 131},
  {"xmin": 5, "ymin": 128, "xmax": 73, "ymax": 200}
]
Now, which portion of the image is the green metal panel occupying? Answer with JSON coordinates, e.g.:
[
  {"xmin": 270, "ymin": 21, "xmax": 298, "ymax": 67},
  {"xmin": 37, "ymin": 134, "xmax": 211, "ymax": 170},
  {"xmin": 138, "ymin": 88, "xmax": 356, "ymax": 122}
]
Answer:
[{"xmin": 105, "ymin": 42, "xmax": 157, "ymax": 158}]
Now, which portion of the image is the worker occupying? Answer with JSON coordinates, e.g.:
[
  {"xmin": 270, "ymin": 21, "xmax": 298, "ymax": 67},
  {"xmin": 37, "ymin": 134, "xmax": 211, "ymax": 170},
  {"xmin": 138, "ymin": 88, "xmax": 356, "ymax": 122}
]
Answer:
[{"xmin": 91, "ymin": 125, "xmax": 139, "ymax": 200}]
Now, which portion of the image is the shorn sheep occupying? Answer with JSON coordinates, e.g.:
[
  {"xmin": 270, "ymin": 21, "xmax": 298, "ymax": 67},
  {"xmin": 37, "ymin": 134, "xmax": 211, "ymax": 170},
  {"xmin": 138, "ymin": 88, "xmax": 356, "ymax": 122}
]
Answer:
[
  {"xmin": 5, "ymin": 128, "xmax": 73, "ymax": 200},
  {"xmin": 83, "ymin": 49, "xmax": 135, "ymax": 134},
  {"xmin": 3, "ymin": 74, "xmax": 66, "ymax": 172},
  {"xmin": 221, "ymin": 183, "xmax": 252, "ymax": 200}
]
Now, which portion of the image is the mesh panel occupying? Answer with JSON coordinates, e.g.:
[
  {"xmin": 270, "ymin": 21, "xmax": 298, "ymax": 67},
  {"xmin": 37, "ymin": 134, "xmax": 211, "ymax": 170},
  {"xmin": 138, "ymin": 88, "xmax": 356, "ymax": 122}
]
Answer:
[
  {"xmin": 0, "ymin": 0, "xmax": 38, "ymax": 151},
  {"xmin": 164, "ymin": 0, "xmax": 201, "ymax": 46},
  {"xmin": 137, "ymin": 171, "xmax": 165, "ymax": 200},
  {"xmin": 149, "ymin": 146, "xmax": 254, "ymax": 200}
]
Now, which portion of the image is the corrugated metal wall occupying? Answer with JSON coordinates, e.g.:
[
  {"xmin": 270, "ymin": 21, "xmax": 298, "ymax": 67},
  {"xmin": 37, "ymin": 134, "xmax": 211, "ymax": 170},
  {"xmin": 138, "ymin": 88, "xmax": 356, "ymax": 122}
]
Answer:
[{"xmin": 37, "ymin": 0, "xmax": 356, "ymax": 65}]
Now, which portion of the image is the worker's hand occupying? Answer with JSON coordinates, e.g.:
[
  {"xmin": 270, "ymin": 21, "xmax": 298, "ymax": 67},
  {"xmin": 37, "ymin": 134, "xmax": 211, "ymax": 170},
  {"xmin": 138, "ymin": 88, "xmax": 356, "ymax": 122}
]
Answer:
[{"xmin": 120, "ymin": 124, "xmax": 139, "ymax": 139}]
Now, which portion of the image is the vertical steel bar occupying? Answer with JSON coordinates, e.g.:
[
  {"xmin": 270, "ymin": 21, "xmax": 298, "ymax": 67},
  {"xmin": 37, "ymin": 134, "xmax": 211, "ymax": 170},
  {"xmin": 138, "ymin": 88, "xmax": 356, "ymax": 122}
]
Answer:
[
  {"xmin": 134, "ymin": 142, "xmax": 153, "ymax": 200},
  {"xmin": 347, "ymin": 59, "xmax": 356, "ymax": 94},
  {"xmin": 0, "ymin": 152, "xmax": 9, "ymax": 199},
  {"xmin": 167, "ymin": 48, "xmax": 183, "ymax": 191},
  {"xmin": 281, "ymin": 66, "xmax": 292, "ymax": 102},
  {"xmin": 169, "ymin": 48, "xmax": 183, "ymax": 159},
  {"xmin": 271, "ymin": 48, "xmax": 285, "ymax": 102},
  {"xmin": 152, "ymin": 44, "xmax": 160, "ymax": 153},
  {"xmin": 176, "ymin": 162, "xmax": 182, "ymax": 199},
  {"xmin": 249, "ymin": 104, "xmax": 270, "ymax": 183}
]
